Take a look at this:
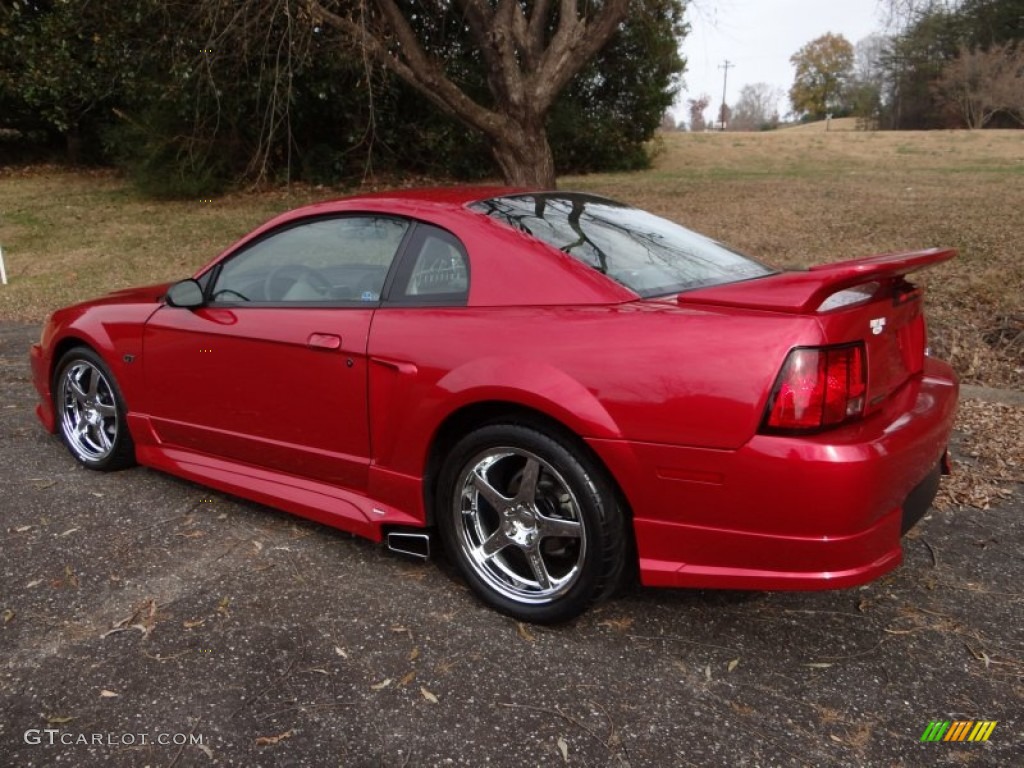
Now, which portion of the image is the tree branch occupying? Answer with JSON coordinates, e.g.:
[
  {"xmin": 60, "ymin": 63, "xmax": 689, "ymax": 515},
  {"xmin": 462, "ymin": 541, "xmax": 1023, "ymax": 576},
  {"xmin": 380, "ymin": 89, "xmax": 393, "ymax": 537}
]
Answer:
[
  {"xmin": 531, "ymin": 0, "xmax": 629, "ymax": 112},
  {"xmin": 308, "ymin": 0, "xmax": 504, "ymax": 137}
]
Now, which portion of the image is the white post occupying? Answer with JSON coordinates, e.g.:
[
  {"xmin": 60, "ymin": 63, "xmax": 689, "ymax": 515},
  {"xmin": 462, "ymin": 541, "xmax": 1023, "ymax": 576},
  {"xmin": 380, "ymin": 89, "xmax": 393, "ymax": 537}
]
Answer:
[{"xmin": 0, "ymin": 245, "xmax": 7, "ymax": 285}]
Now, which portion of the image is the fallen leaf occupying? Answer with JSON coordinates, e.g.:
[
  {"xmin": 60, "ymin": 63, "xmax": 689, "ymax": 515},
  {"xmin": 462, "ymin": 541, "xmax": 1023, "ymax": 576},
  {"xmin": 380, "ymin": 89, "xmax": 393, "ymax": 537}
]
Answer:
[
  {"xmin": 516, "ymin": 622, "xmax": 536, "ymax": 642},
  {"xmin": 183, "ymin": 619, "xmax": 205, "ymax": 629},
  {"xmin": 308, "ymin": 668, "xmax": 329, "ymax": 676},
  {"xmin": 399, "ymin": 671, "xmax": 417, "ymax": 686},
  {"xmin": 255, "ymin": 729, "xmax": 294, "ymax": 746},
  {"xmin": 217, "ymin": 597, "xmax": 230, "ymax": 617},
  {"xmin": 99, "ymin": 690, "xmax": 119, "ymax": 698},
  {"xmin": 252, "ymin": 541, "xmax": 263, "ymax": 552},
  {"xmin": 557, "ymin": 735, "xmax": 569, "ymax": 762},
  {"xmin": 829, "ymin": 734, "xmax": 843, "ymax": 744},
  {"xmin": 103, "ymin": 598, "xmax": 158, "ymax": 638},
  {"xmin": 59, "ymin": 528, "xmax": 79, "ymax": 537},
  {"xmin": 196, "ymin": 743, "xmax": 215, "ymax": 760},
  {"xmin": 704, "ymin": 664, "xmax": 712, "ymax": 681},
  {"xmin": 2, "ymin": 609, "xmax": 13, "ymax": 624},
  {"xmin": 408, "ymin": 647, "xmax": 420, "ymax": 662},
  {"xmin": 597, "ymin": 616, "xmax": 634, "ymax": 632},
  {"xmin": 370, "ymin": 678, "xmax": 392, "ymax": 691},
  {"xmin": 45, "ymin": 715, "xmax": 75, "ymax": 724},
  {"xmin": 420, "ymin": 686, "xmax": 438, "ymax": 704},
  {"xmin": 90, "ymin": 492, "xmax": 103, "ymax": 497},
  {"xmin": 805, "ymin": 663, "xmax": 833, "ymax": 669},
  {"xmin": 334, "ymin": 646, "xmax": 348, "ymax": 658},
  {"xmin": 64, "ymin": 566, "xmax": 79, "ymax": 588},
  {"xmin": 727, "ymin": 658, "xmax": 739, "ymax": 672},
  {"xmin": 26, "ymin": 579, "xmax": 42, "ymax": 588},
  {"xmin": 14, "ymin": 525, "xmax": 32, "ymax": 533}
]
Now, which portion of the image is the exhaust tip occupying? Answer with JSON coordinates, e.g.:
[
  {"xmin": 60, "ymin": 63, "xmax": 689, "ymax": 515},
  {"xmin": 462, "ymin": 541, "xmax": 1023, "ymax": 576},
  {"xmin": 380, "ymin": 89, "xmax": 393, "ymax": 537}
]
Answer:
[{"xmin": 386, "ymin": 531, "xmax": 431, "ymax": 560}]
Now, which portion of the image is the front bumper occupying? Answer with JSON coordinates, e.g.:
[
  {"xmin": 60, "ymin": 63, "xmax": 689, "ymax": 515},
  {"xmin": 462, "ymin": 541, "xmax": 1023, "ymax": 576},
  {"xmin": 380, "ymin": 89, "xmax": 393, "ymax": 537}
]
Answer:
[
  {"xmin": 30, "ymin": 342, "xmax": 57, "ymax": 433},
  {"xmin": 588, "ymin": 358, "xmax": 958, "ymax": 591}
]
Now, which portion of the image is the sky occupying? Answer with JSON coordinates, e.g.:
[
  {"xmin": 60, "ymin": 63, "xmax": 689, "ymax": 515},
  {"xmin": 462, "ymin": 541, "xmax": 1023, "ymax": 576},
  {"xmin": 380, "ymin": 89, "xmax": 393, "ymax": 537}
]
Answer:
[{"xmin": 677, "ymin": 0, "xmax": 889, "ymax": 123}]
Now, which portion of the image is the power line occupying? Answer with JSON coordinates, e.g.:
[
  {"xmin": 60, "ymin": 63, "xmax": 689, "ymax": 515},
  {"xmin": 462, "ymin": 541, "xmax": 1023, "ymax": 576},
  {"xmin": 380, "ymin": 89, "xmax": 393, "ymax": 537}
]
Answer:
[{"xmin": 718, "ymin": 59, "xmax": 734, "ymax": 130}]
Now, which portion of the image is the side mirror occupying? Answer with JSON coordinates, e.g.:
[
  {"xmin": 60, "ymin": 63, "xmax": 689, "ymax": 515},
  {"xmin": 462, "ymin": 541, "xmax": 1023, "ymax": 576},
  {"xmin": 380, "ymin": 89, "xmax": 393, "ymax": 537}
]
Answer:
[{"xmin": 165, "ymin": 279, "xmax": 205, "ymax": 308}]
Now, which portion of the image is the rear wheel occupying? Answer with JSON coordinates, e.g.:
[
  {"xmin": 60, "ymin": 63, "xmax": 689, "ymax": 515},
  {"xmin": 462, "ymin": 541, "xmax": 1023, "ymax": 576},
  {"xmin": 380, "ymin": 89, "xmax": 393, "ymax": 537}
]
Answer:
[
  {"xmin": 54, "ymin": 347, "xmax": 136, "ymax": 471},
  {"xmin": 437, "ymin": 423, "xmax": 626, "ymax": 623}
]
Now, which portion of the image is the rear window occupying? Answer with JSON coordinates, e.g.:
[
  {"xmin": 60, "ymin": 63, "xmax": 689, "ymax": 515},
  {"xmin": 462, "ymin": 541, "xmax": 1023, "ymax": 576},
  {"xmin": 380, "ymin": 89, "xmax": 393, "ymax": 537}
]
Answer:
[{"xmin": 470, "ymin": 193, "xmax": 773, "ymax": 297}]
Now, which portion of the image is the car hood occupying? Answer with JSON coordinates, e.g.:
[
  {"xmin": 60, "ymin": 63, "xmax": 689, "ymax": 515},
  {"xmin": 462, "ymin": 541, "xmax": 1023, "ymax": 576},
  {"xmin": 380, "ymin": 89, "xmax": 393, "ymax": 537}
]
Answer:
[
  {"xmin": 96, "ymin": 282, "xmax": 173, "ymax": 305},
  {"xmin": 49, "ymin": 282, "xmax": 172, "ymax": 324}
]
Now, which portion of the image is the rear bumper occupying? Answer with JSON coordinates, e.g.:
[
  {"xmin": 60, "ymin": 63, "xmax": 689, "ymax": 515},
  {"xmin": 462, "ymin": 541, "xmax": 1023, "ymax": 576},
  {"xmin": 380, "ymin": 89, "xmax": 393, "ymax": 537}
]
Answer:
[{"xmin": 588, "ymin": 358, "xmax": 958, "ymax": 591}]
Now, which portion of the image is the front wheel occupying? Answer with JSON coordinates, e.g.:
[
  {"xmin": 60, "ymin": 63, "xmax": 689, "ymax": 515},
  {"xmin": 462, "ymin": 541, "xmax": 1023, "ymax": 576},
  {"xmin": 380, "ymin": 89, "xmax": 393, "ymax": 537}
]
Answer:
[
  {"xmin": 437, "ymin": 424, "xmax": 627, "ymax": 623},
  {"xmin": 54, "ymin": 347, "xmax": 136, "ymax": 471}
]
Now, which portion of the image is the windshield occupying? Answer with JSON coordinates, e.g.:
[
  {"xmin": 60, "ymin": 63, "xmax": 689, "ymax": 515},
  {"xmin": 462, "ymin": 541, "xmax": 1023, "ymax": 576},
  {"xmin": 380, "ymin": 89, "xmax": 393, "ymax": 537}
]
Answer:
[{"xmin": 471, "ymin": 193, "xmax": 774, "ymax": 297}]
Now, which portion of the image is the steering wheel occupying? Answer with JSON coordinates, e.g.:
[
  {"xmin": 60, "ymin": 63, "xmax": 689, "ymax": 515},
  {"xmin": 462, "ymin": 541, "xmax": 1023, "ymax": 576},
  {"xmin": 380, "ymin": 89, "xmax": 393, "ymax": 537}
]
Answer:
[
  {"xmin": 262, "ymin": 264, "xmax": 333, "ymax": 301},
  {"xmin": 210, "ymin": 287, "xmax": 251, "ymax": 302}
]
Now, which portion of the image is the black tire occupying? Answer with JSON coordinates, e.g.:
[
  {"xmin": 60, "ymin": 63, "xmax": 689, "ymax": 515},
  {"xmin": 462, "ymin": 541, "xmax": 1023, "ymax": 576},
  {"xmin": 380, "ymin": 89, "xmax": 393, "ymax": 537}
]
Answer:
[
  {"xmin": 436, "ymin": 423, "xmax": 626, "ymax": 623},
  {"xmin": 53, "ymin": 347, "xmax": 136, "ymax": 471}
]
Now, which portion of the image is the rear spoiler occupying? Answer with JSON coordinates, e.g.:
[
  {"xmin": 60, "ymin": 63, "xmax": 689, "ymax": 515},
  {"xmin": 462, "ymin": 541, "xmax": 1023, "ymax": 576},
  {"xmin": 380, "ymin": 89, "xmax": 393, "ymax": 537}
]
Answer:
[{"xmin": 679, "ymin": 248, "xmax": 956, "ymax": 314}]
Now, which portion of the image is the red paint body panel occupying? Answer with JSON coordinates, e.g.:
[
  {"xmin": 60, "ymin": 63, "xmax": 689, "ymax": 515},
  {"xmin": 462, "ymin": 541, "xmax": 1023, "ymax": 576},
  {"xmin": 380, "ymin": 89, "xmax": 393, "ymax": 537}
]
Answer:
[
  {"xmin": 589, "ymin": 358, "xmax": 957, "ymax": 589},
  {"xmin": 29, "ymin": 188, "xmax": 960, "ymax": 596}
]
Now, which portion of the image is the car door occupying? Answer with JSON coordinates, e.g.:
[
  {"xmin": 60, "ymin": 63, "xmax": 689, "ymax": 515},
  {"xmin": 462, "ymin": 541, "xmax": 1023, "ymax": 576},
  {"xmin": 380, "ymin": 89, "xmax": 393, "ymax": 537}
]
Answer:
[
  {"xmin": 366, "ymin": 224, "xmax": 472, "ymax": 474},
  {"xmin": 141, "ymin": 214, "xmax": 411, "ymax": 491}
]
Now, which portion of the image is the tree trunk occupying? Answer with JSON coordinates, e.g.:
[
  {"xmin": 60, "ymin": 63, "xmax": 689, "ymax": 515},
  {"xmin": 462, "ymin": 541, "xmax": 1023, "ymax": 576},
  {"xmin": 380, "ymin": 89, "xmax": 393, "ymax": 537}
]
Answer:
[
  {"xmin": 490, "ymin": 121, "xmax": 557, "ymax": 188},
  {"xmin": 311, "ymin": 0, "xmax": 630, "ymax": 190},
  {"xmin": 66, "ymin": 122, "xmax": 82, "ymax": 165}
]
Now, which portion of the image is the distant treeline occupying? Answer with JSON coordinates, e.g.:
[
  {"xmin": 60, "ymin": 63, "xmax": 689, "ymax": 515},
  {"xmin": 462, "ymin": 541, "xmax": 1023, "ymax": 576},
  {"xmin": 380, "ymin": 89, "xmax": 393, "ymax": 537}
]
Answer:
[{"xmin": 849, "ymin": 0, "xmax": 1024, "ymax": 130}]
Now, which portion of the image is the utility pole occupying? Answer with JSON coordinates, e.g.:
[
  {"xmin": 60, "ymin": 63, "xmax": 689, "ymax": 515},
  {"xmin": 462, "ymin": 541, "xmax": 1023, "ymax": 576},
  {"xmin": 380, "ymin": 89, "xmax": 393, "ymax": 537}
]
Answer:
[{"xmin": 718, "ymin": 59, "xmax": 734, "ymax": 131}]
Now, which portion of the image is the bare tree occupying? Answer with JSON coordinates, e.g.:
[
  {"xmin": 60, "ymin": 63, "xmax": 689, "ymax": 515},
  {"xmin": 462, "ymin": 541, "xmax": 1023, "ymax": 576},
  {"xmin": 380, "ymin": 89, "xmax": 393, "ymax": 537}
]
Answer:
[
  {"xmin": 933, "ymin": 42, "xmax": 1024, "ymax": 128},
  {"xmin": 307, "ymin": 0, "xmax": 633, "ymax": 187},
  {"xmin": 728, "ymin": 83, "xmax": 782, "ymax": 130},
  {"xmin": 880, "ymin": 0, "xmax": 962, "ymax": 30},
  {"xmin": 687, "ymin": 94, "xmax": 710, "ymax": 132}
]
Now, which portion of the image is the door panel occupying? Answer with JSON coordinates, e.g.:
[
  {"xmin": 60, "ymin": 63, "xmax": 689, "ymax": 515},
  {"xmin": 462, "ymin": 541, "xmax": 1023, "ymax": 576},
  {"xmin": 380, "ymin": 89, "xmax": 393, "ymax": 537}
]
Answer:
[
  {"xmin": 142, "ymin": 305, "xmax": 373, "ymax": 490},
  {"xmin": 139, "ymin": 213, "xmax": 412, "ymax": 491}
]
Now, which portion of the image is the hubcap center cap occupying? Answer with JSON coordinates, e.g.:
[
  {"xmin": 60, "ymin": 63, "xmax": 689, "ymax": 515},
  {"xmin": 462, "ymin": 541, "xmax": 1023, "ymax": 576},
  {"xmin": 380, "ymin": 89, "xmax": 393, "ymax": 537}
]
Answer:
[{"xmin": 504, "ymin": 504, "xmax": 537, "ymax": 546}]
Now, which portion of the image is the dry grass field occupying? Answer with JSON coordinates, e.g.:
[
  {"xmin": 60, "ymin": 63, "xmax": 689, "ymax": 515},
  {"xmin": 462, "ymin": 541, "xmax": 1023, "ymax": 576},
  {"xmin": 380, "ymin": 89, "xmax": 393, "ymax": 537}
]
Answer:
[{"xmin": 1, "ymin": 128, "xmax": 1021, "ymax": 392}]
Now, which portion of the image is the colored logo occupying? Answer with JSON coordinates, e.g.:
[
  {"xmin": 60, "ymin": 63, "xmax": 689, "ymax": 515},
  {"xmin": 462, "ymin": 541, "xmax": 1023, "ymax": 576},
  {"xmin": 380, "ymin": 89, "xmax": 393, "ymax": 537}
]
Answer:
[{"xmin": 920, "ymin": 721, "xmax": 997, "ymax": 742}]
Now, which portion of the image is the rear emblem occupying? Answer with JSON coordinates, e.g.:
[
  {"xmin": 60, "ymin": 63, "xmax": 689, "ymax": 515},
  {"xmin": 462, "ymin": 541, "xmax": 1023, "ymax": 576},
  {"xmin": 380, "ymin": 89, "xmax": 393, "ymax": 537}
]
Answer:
[{"xmin": 870, "ymin": 318, "xmax": 886, "ymax": 335}]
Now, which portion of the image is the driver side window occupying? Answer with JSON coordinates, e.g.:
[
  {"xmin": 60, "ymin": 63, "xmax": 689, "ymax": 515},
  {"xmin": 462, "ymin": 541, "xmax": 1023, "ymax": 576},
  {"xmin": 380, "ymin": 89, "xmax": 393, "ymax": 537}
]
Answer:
[{"xmin": 210, "ymin": 216, "xmax": 410, "ymax": 304}]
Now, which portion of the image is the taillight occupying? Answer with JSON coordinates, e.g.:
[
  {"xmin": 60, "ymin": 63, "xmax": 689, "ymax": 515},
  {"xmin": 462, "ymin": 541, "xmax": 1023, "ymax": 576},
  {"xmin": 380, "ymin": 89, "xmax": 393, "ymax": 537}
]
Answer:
[{"xmin": 762, "ymin": 344, "xmax": 866, "ymax": 433}]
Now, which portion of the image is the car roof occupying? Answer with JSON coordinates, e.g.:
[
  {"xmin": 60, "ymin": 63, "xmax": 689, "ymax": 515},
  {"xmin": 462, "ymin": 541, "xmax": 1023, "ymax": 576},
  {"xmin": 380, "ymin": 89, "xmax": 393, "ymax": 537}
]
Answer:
[
  {"xmin": 201, "ymin": 187, "xmax": 640, "ymax": 306},
  {"xmin": 280, "ymin": 186, "xmax": 526, "ymax": 219}
]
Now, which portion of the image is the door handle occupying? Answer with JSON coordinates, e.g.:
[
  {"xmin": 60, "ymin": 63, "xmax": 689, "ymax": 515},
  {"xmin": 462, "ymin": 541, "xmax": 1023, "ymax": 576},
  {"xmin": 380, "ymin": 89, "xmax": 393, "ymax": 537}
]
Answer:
[{"xmin": 307, "ymin": 333, "xmax": 342, "ymax": 350}]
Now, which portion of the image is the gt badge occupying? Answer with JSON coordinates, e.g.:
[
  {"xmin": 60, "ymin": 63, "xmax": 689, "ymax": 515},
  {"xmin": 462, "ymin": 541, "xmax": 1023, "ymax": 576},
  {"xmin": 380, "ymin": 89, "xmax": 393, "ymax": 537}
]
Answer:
[{"xmin": 870, "ymin": 318, "xmax": 886, "ymax": 335}]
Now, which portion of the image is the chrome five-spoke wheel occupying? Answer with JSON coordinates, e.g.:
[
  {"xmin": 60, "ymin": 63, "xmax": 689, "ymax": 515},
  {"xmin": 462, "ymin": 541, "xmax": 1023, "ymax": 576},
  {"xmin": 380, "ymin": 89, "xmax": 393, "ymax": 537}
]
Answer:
[
  {"xmin": 438, "ymin": 424, "xmax": 626, "ymax": 623},
  {"xmin": 456, "ymin": 447, "xmax": 586, "ymax": 604},
  {"xmin": 54, "ymin": 348, "xmax": 135, "ymax": 470}
]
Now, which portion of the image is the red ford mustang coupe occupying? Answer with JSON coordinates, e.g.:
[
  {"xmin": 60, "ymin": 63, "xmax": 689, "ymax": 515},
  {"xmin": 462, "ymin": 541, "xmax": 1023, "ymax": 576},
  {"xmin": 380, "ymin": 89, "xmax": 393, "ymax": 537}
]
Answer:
[{"xmin": 31, "ymin": 189, "xmax": 958, "ymax": 622}]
